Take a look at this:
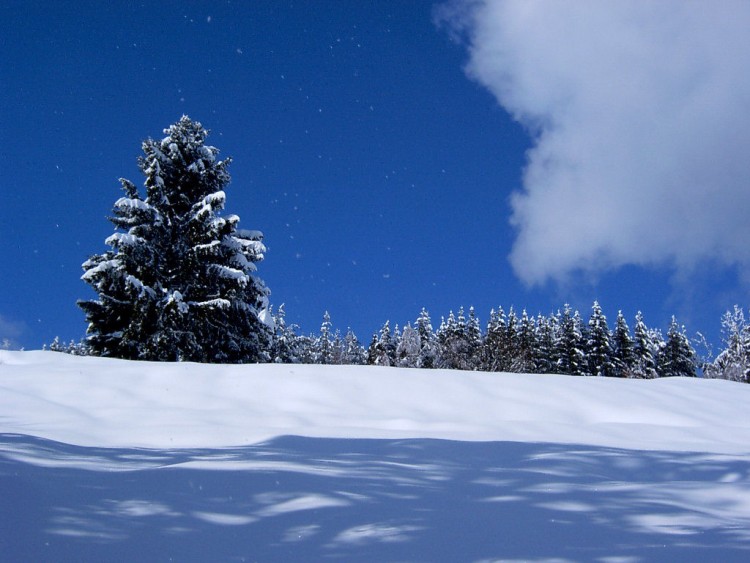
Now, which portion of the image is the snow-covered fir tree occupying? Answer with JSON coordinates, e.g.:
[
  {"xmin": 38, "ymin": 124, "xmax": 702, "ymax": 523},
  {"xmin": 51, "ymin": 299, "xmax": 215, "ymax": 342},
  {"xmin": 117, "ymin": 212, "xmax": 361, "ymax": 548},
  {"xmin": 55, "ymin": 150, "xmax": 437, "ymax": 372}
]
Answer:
[
  {"xmin": 415, "ymin": 308, "xmax": 437, "ymax": 369},
  {"xmin": 706, "ymin": 306, "xmax": 750, "ymax": 381},
  {"xmin": 79, "ymin": 116, "xmax": 271, "ymax": 362},
  {"xmin": 396, "ymin": 322, "xmax": 421, "ymax": 368},
  {"xmin": 436, "ymin": 309, "xmax": 473, "ymax": 370},
  {"xmin": 331, "ymin": 329, "xmax": 345, "ymax": 365},
  {"xmin": 368, "ymin": 321, "xmax": 396, "ymax": 366},
  {"xmin": 632, "ymin": 311, "xmax": 658, "ymax": 378},
  {"xmin": 270, "ymin": 304, "xmax": 300, "ymax": 363},
  {"xmin": 482, "ymin": 307, "xmax": 507, "ymax": 371},
  {"xmin": 611, "ymin": 310, "xmax": 635, "ymax": 377},
  {"xmin": 658, "ymin": 317, "xmax": 697, "ymax": 377},
  {"xmin": 534, "ymin": 313, "xmax": 558, "ymax": 374},
  {"xmin": 586, "ymin": 301, "xmax": 614, "ymax": 377},
  {"xmin": 513, "ymin": 309, "xmax": 536, "ymax": 373},
  {"xmin": 466, "ymin": 306, "xmax": 483, "ymax": 369},
  {"xmin": 342, "ymin": 328, "xmax": 367, "ymax": 365},
  {"xmin": 505, "ymin": 307, "xmax": 520, "ymax": 367},
  {"xmin": 313, "ymin": 311, "xmax": 334, "ymax": 365},
  {"xmin": 556, "ymin": 305, "xmax": 586, "ymax": 376}
]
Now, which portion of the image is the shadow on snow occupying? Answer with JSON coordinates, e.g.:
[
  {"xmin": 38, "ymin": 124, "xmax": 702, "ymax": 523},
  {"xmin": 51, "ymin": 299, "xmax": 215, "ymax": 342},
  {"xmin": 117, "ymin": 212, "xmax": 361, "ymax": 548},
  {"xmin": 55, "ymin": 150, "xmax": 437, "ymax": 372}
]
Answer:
[{"xmin": 2, "ymin": 434, "xmax": 750, "ymax": 562}]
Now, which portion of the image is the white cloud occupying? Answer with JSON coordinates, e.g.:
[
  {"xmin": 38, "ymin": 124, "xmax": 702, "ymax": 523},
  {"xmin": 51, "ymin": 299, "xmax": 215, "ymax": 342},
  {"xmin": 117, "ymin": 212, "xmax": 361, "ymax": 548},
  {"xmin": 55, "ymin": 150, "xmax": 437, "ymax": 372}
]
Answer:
[{"xmin": 441, "ymin": 0, "xmax": 750, "ymax": 285}]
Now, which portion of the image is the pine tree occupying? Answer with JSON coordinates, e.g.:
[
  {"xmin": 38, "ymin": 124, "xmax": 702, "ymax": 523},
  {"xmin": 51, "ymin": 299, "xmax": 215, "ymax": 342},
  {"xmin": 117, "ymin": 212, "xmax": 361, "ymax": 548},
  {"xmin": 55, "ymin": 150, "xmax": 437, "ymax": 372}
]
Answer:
[
  {"xmin": 436, "ymin": 309, "xmax": 473, "ymax": 370},
  {"xmin": 295, "ymin": 334, "xmax": 316, "ymax": 364},
  {"xmin": 611, "ymin": 310, "xmax": 635, "ymax": 377},
  {"xmin": 505, "ymin": 307, "xmax": 520, "ymax": 367},
  {"xmin": 79, "ymin": 116, "xmax": 271, "ymax": 362},
  {"xmin": 331, "ymin": 330, "xmax": 345, "ymax": 365},
  {"xmin": 436, "ymin": 312, "xmax": 456, "ymax": 369},
  {"xmin": 708, "ymin": 306, "xmax": 749, "ymax": 382},
  {"xmin": 467, "ymin": 306, "xmax": 483, "ymax": 369},
  {"xmin": 658, "ymin": 317, "xmax": 697, "ymax": 377},
  {"xmin": 586, "ymin": 301, "xmax": 614, "ymax": 377},
  {"xmin": 482, "ymin": 307, "xmax": 507, "ymax": 371},
  {"xmin": 632, "ymin": 311, "xmax": 658, "ymax": 378},
  {"xmin": 415, "ymin": 308, "xmax": 437, "ymax": 369},
  {"xmin": 556, "ymin": 305, "xmax": 586, "ymax": 376},
  {"xmin": 270, "ymin": 304, "xmax": 300, "ymax": 363},
  {"xmin": 366, "ymin": 334, "xmax": 379, "ymax": 365},
  {"xmin": 369, "ymin": 321, "xmax": 396, "ymax": 366},
  {"xmin": 513, "ymin": 309, "xmax": 536, "ymax": 373},
  {"xmin": 534, "ymin": 313, "xmax": 558, "ymax": 374},
  {"xmin": 342, "ymin": 328, "xmax": 367, "ymax": 365},
  {"xmin": 314, "ymin": 311, "xmax": 333, "ymax": 364},
  {"xmin": 396, "ymin": 322, "xmax": 421, "ymax": 368}
]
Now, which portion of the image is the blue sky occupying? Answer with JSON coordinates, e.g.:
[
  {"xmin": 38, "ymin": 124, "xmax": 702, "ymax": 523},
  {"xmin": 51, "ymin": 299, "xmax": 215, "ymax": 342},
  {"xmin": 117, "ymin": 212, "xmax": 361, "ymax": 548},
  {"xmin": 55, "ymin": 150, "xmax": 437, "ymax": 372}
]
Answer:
[{"xmin": 2, "ymin": 1, "xmax": 749, "ymax": 352}]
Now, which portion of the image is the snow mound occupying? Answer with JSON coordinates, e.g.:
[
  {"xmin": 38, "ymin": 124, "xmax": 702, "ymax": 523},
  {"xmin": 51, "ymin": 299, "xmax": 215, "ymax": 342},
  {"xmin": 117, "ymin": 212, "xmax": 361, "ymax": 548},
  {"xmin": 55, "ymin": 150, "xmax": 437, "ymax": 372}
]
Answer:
[{"xmin": 1, "ymin": 351, "xmax": 748, "ymax": 453}]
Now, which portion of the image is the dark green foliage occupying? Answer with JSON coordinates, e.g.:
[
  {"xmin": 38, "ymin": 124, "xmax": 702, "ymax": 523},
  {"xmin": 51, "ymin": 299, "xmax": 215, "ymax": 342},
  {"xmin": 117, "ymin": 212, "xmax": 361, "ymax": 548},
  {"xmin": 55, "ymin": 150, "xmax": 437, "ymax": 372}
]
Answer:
[
  {"xmin": 415, "ymin": 308, "xmax": 437, "ymax": 369},
  {"xmin": 658, "ymin": 317, "xmax": 697, "ymax": 377},
  {"xmin": 612, "ymin": 311, "xmax": 635, "ymax": 377},
  {"xmin": 632, "ymin": 312, "xmax": 658, "ymax": 378},
  {"xmin": 79, "ymin": 116, "xmax": 271, "ymax": 362},
  {"xmin": 556, "ymin": 305, "xmax": 586, "ymax": 376},
  {"xmin": 586, "ymin": 301, "xmax": 614, "ymax": 377}
]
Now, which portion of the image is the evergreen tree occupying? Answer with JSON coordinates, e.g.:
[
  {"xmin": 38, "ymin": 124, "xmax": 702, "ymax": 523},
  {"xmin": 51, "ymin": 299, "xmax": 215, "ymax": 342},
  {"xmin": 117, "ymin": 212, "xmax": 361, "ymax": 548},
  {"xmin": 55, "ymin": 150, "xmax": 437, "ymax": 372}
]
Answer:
[
  {"xmin": 611, "ymin": 310, "xmax": 635, "ymax": 377},
  {"xmin": 505, "ymin": 307, "xmax": 520, "ymax": 367},
  {"xmin": 270, "ymin": 304, "xmax": 300, "ymax": 363},
  {"xmin": 415, "ymin": 308, "xmax": 437, "ymax": 369},
  {"xmin": 340, "ymin": 328, "xmax": 366, "ymax": 365},
  {"xmin": 513, "ymin": 309, "xmax": 536, "ymax": 373},
  {"xmin": 80, "ymin": 116, "xmax": 271, "ymax": 362},
  {"xmin": 330, "ymin": 329, "xmax": 345, "ymax": 365},
  {"xmin": 556, "ymin": 305, "xmax": 586, "ymax": 376},
  {"xmin": 482, "ymin": 307, "xmax": 507, "ymax": 371},
  {"xmin": 436, "ymin": 309, "xmax": 473, "ymax": 370},
  {"xmin": 467, "ymin": 306, "xmax": 483, "ymax": 369},
  {"xmin": 707, "ymin": 306, "xmax": 750, "ymax": 382},
  {"xmin": 366, "ymin": 334, "xmax": 379, "ymax": 366},
  {"xmin": 632, "ymin": 311, "xmax": 658, "ymax": 378},
  {"xmin": 534, "ymin": 313, "xmax": 558, "ymax": 374},
  {"xmin": 396, "ymin": 322, "xmax": 421, "ymax": 368},
  {"xmin": 369, "ymin": 321, "xmax": 396, "ymax": 366},
  {"xmin": 293, "ymin": 334, "xmax": 315, "ymax": 364},
  {"xmin": 586, "ymin": 301, "xmax": 614, "ymax": 377},
  {"xmin": 658, "ymin": 317, "xmax": 697, "ymax": 377},
  {"xmin": 313, "ymin": 311, "xmax": 333, "ymax": 364},
  {"xmin": 436, "ymin": 312, "xmax": 456, "ymax": 369}
]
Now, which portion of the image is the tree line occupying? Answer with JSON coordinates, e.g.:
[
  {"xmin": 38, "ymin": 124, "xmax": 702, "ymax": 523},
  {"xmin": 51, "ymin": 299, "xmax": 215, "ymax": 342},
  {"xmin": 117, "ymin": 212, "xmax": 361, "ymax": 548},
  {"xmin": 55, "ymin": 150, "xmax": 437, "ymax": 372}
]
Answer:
[
  {"xmin": 267, "ymin": 302, "xmax": 699, "ymax": 378},
  {"xmin": 58, "ymin": 116, "xmax": 746, "ymax": 382}
]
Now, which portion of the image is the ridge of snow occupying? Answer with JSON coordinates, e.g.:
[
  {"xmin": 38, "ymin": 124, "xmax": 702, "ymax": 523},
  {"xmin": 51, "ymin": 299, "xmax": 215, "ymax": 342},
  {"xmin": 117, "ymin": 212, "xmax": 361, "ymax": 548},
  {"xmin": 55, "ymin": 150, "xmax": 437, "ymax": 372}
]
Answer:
[{"xmin": 1, "ymin": 351, "xmax": 749, "ymax": 453}]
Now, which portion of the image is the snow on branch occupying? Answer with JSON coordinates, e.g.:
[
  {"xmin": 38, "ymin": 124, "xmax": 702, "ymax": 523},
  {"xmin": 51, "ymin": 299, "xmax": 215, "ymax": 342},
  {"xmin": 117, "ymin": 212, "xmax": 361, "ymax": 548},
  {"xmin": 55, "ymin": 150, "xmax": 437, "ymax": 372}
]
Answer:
[
  {"xmin": 166, "ymin": 290, "xmax": 189, "ymax": 314},
  {"xmin": 210, "ymin": 264, "xmax": 249, "ymax": 284},
  {"xmin": 81, "ymin": 259, "xmax": 121, "ymax": 281},
  {"xmin": 125, "ymin": 275, "xmax": 157, "ymax": 299},
  {"xmin": 193, "ymin": 240, "xmax": 222, "ymax": 255},
  {"xmin": 229, "ymin": 252, "xmax": 257, "ymax": 271},
  {"xmin": 237, "ymin": 229, "xmax": 263, "ymax": 240},
  {"xmin": 200, "ymin": 145, "xmax": 217, "ymax": 163},
  {"xmin": 115, "ymin": 197, "xmax": 147, "ymax": 212},
  {"xmin": 203, "ymin": 191, "xmax": 226, "ymax": 207},
  {"xmin": 106, "ymin": 232, "xmax": 145, "ymax": 248},
  {"xmin": 190, "ymin": 191, "xmax": 226, "ymax": 223},
  {"xmin": 189, "ymin": 298, "xmax": 231, "ymax": 310}
]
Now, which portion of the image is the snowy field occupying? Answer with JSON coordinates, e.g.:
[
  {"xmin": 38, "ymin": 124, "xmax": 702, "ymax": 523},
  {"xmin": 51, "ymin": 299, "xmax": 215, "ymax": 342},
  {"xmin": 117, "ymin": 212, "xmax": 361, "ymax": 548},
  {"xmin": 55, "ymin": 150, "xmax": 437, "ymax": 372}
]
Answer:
[{"xmin": 2, "ymin": 351, "xmax": 750, "ymax": 561}]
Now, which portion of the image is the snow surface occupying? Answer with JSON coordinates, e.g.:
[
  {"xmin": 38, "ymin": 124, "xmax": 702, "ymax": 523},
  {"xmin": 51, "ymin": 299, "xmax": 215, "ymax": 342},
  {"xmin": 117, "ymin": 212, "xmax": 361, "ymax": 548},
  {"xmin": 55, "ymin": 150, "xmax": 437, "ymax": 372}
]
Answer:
[{"xmin": 2, "ymin": 350, "xmax": 750, "ymax": 561}]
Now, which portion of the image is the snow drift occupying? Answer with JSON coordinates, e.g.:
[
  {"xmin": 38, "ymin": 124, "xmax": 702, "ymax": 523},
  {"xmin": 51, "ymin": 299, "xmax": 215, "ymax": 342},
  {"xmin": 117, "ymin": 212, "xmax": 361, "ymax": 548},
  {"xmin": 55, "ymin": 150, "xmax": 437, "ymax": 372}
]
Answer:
[
  {"xmin": 2, "ymin": 351, "xmax": 750, "ymax": 561},
  {"xmin": 1, "ymin": 351, "xmax": 748, "ymax": 453}
]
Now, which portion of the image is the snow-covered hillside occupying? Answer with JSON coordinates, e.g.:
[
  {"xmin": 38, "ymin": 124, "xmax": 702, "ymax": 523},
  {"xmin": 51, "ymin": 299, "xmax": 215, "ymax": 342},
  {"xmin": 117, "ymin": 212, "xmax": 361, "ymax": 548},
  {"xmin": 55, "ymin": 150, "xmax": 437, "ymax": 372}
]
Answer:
[{"xmin": 2, "ymin": 351, "xmax": 750, "ymax": 561}]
